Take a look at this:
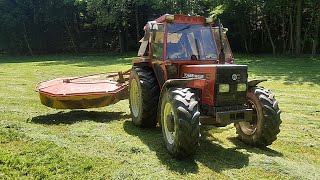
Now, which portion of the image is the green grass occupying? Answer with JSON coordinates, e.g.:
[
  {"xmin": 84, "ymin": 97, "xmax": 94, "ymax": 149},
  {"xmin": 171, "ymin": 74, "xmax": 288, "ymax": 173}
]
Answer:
[{"xmin": 0, "ymin": 54, "xmax": 319, "ymax": 179}]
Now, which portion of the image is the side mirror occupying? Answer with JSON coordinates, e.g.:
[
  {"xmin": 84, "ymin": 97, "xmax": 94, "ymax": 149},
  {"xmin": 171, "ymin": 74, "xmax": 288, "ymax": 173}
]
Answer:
[
  {"xmin": 206, "ymin": 16, "xmax": 214, "ymax": 24},
  {"xmin": 147, "ymin": 21, "xmax": 158, "ymax": 30}
]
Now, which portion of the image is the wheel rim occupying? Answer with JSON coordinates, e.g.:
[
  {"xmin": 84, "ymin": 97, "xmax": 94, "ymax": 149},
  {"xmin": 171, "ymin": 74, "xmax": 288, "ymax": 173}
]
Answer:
[
  {"xmin": 130, "ymin": 79, "xmax": 140, "ymax": 117},
  {"xmin": 239, "ymin": 99, "xmax": 258, "ymax": 135},
  {"xmin": 163, "ymin": 102, "xmax": 175, "ymax": 144}
]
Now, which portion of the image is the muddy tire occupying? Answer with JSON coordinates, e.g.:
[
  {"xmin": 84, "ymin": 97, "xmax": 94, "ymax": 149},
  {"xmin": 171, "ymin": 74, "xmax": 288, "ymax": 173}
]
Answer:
[
  {"xmin": 160, "ymin": 88, "xmax": 200, "ymax": 158},
  {"xmin": 129, "ymin": 66, "xmax": 160, "ymax": 128},
  {"xmin": 235, "ymin": 86, "xmax": 281, "ymax": 146}
]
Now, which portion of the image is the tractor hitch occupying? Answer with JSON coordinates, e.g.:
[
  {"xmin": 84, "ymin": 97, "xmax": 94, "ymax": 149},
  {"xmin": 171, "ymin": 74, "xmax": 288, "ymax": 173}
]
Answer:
[
  {"xmin": 200, "ymin": 107, "xmax": 253, "ymax": 126},
  {"xmin": 215, "ymin": 108, "xmax": 253, "ymax": 126}
]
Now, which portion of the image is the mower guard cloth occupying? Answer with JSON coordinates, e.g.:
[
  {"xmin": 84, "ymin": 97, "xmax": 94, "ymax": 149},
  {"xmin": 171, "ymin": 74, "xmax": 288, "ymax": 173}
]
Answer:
[{"xmin": 36, "ymin": 71, "xmax": 130, "ymax": 109}]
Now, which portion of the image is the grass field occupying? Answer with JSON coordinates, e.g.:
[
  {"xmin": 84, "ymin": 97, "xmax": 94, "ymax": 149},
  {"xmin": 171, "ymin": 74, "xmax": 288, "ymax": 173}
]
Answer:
[{"xmin": 0, "ymin": 54, "xmax": 319, "ymax": 179}]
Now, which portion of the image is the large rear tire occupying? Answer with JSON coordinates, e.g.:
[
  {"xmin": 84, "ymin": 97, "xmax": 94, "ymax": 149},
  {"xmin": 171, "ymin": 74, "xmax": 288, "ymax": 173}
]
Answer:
[
  {"xmin": 129, "ymin": 66, "xmax": 160, "ymax": 128},
  {"xmin": 235, "ymin": 87, "xmax": 281, "ymax": 146},
  {"xmin": 160, "ymin": 88, "xmax": 200, "ymax": 158}
]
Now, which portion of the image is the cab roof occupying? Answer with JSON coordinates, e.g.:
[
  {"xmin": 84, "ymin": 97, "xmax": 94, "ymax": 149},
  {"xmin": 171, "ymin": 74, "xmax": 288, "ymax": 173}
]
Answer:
[{"xmin": 154, "ymin": 14, "xmax": 207, "ymax": 25}]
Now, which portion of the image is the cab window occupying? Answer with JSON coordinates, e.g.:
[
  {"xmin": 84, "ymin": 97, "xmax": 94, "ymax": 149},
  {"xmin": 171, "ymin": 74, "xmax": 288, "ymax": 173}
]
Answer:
[{"xmin": 152, "ymin": 24, "xmax": 165, "ymax": 59}]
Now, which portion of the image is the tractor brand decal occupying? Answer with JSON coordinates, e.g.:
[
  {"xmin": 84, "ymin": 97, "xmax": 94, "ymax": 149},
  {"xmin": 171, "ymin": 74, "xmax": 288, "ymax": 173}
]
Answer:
[
  {"xmin": 183, "ymin": 73, "xmax": 205, "ymax": 79},
  {"xmin": 232, "ymin": 74, "xmax": 240, "ymax": 81}
]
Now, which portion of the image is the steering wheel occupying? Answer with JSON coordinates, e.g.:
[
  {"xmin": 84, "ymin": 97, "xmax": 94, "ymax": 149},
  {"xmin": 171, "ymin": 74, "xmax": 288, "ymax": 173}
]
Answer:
[{"xmin": 191, "ymin": 54, "xmax": 198, "ymax": 61}]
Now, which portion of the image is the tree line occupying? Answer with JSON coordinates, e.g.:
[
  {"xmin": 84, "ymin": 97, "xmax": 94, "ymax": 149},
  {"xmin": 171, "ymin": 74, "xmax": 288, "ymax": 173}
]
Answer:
[{"xmin": 0, "ymin": 0, "xmax": 319, "ymax": 56}]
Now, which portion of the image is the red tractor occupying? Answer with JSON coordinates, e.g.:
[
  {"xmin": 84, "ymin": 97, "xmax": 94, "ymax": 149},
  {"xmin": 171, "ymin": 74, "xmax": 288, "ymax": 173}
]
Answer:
[
  {"xmin": 37, "ymin": 14, "xmax": 281, "ymax": 158},
  {"xmin": 128, "ymin": 14, "xmax": 281, "ymax": 157}
]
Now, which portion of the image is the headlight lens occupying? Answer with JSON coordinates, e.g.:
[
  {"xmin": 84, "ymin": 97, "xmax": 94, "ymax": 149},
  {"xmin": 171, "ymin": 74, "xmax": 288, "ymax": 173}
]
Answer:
[
  {"xmin": 219, "ymin": 84, "xmax": 230, "ymax": 92},
  {"xmin": 237, "ymin": 83, "xmax": 247, "ymax": 91}
]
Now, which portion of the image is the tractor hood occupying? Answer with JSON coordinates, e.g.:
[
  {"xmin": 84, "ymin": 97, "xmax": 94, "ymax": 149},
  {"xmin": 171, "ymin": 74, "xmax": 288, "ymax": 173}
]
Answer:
[
  {"xmin": 180, "ymin": 64, "xmax": 248, "ymax": 82},
  {"xmin": 180, "ymin": 64, "xmax": 248, "ymax": 106}
]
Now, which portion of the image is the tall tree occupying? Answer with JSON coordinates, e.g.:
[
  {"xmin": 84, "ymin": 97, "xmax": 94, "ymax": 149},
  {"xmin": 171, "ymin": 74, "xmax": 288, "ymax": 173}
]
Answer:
[{"xmin": 295, "ymin": 0, "xmax": 303, "ymax": 55}]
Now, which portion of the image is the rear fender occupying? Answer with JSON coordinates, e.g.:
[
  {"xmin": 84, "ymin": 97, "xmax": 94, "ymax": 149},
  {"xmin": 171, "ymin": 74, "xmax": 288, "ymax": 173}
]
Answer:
[{"xmin": 248, "ymin": 79, "xmax": 267, "ymax": 88}]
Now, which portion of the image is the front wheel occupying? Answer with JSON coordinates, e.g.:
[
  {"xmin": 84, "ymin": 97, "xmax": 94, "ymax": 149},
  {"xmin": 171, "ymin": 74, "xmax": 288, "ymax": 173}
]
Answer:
[
  {"xmin": 160, "ymin": 88, "xmax": 200, "ymax": 158},
  {"xmin": 235, "ymin": 87, "xmax": 282, "ymax": 147}
]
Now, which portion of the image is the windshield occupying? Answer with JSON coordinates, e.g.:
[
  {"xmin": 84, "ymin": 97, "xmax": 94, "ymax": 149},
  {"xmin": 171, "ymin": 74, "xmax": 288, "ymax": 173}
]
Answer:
[{"xmin": 166, "ymin": 24, "xmax": 218, "ymax": 61}]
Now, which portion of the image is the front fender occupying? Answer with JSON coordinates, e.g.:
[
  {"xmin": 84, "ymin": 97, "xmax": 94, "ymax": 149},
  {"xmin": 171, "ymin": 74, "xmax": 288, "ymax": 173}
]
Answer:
[
  {"xmin": 248, "ymin": 79, "xmax": 267, "ymax": 87},
  {"xmin": 161, "ymin": 79, "xmax": 195, "ymax": 91},
  {"xmin": 160, "ymin": 78, "xmax": 205, "ymax": 96},
  {"xmin": 157, "ymin": 78, "xmax": 204, "ymax": 124}
]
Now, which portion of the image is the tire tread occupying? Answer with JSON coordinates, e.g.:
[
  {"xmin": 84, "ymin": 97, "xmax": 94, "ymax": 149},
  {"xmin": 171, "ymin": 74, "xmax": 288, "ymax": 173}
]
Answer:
[
  {"xmin": 236, "ymin": 86, "xmax": 282, "ymax": 146},
  {"xmin": 130, "ymin": 66, "xmax": 160, "ymax": 128}
]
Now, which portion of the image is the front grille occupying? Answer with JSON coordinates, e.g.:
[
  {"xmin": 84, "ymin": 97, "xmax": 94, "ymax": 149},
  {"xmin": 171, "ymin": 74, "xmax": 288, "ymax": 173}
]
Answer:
[{"xmin": 214, "ymin": 65, "xmax": 248, "ymax": 106}]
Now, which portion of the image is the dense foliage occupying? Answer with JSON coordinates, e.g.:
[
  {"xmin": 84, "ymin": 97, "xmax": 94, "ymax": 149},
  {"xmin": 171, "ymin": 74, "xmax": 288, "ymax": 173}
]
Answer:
[{"xmin": 0, "ymin": 0, "xmax": 319, "ymax": 55}]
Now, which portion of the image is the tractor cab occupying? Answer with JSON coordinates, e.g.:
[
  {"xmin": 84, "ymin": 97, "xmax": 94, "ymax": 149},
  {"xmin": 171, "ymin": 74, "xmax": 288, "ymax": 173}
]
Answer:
[{"xmin": 138, "ymin": 14, "xmax": 233, "ymax": 63}]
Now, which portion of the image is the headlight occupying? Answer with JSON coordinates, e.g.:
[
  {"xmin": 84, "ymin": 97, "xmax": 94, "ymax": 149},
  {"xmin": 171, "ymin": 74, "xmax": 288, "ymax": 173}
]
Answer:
[
  {"xmin": 219, "ymin": 84, "xmax": 230, "ymax": 92},
  {"xmin": 237, "ymin": 83, "xmax": 247, "ymax": 91}
]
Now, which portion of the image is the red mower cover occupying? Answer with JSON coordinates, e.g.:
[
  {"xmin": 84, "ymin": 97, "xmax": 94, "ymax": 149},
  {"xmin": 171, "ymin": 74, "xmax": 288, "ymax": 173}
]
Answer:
[{"xmin": 36, "ymin": 71, "xmax": 130, "ymax": 109}]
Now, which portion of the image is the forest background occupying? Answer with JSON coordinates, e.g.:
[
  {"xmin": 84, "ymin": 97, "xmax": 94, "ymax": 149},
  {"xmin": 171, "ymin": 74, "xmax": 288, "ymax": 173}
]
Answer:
[{"xmin": 0, "ymin": 0, "xmax": 319, "ymax": 56}]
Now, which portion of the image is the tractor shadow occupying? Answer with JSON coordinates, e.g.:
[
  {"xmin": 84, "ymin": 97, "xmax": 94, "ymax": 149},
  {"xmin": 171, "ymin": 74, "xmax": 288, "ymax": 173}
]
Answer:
[
  {"xmin": 227, "ymin": 137, "xmax": 283, "ymax": 157},
  {"xmin": 123, "ymin": 121, "xmax": 249, "ymax": 174},
  {"xmin": 31, "ymin": 110, "xmax": 130, "ymax": 125},
  {"xmin": 201, "ymin": 126, "xmax": 283, "ymax": 157}
]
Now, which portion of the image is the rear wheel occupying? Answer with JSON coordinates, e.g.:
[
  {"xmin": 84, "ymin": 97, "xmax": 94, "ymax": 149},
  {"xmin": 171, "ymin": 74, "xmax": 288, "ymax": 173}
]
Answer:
[
  {"xmin": 235, "ymin": 87, "xmax": 281, "ymax": 146},
  {"xmin": 129, "ymin": 66, "xmax": 160, "ymax": 128},
  {"xmin": 160, "ymin": 88, "xmax": 200, "ymax": 158}
]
